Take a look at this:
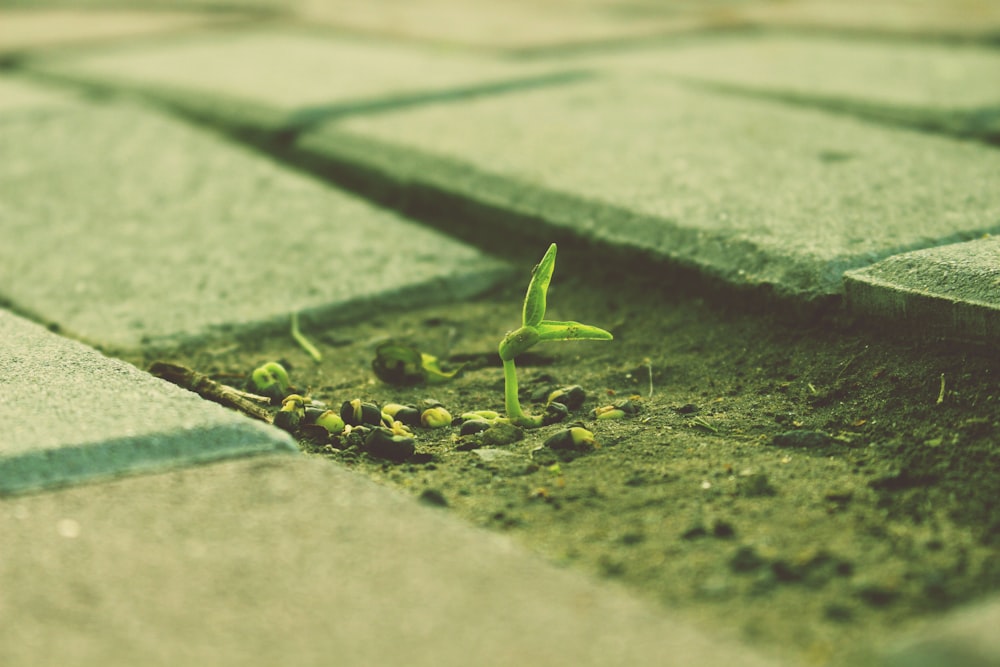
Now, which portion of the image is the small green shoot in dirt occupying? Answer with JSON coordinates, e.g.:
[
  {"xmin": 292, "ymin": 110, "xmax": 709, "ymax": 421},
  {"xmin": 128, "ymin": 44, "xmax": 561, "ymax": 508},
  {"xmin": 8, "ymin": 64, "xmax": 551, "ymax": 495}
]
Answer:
[
  {"xmin": 498, "ymin": 243, "xmax": 613, "ymax": 427},
  {"xmin": 372, "ymin": 341, "xmax": 464, "ymax": 385},
  {"xmin": 291, "ymin": 312, "xmax": 322, "ymax": 363}
]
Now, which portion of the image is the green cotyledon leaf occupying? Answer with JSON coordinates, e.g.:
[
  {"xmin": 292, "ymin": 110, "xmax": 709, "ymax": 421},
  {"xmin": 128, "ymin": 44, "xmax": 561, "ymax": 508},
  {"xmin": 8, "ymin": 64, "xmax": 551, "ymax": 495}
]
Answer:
[
  {"xmin": 535, "ymin": 320, "xmax": 613, "ymax": 343},
  {"xmin": 522, "ymin": 243, "xmax": 557, "ymax": 328}
]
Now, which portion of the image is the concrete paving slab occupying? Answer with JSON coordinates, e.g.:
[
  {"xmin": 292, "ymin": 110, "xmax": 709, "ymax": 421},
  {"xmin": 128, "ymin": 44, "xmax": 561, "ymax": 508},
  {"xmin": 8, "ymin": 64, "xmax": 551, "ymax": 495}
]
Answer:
[
  {"xmin": 736, "ymin": 0, "xmax": 1000, "ymax": 39},
  {"xmin": 875, "ymin": 595, "xmax": 1000, "ymax": 667},
  {"xmin": 23, "ymin": 27, "xmax": 582, "ymax": 130},
  {"xmin": 580, "ymin": 33, "xmax": 1000, "ymax": 141},
  {"xmin": 0, "ymin": 75, "xmax": 80, "ymax": 113},
  {"xmin": 0, "ymin": 454, "xmax": 783, "ymax": 667},
  {"xmin": 0, "ymin": 309, "xmax": 296, "ymax": 496},
  {"xmin": 0, "ymin": 8, "xmax": 252, "ymax": 54},
  {"xmin": 844, "ymin": 236, "xmax": 1000, "ymax": 341},
  {"xmin": 282, "ymin": 0, "xmax": 737, "ymax": 52},
  {"xmin": 0, "ymin": 87, "xmax": 511, "ymax": 350},
  {"xmin": 298, "ymin": 74, "xmax": 1000, "ymax": 301}
]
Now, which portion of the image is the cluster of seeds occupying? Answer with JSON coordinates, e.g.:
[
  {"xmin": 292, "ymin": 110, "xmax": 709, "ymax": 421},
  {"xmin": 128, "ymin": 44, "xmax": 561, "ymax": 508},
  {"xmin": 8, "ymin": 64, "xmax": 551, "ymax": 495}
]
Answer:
[{"xmin": 247, "ymin": 361, "xmax": 641, "ymax": 463}]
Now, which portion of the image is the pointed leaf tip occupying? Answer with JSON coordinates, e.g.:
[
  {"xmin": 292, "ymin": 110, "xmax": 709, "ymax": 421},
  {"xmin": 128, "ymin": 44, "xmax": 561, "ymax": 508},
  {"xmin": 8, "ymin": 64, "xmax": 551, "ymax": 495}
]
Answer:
[{"xmin": 522, "ymin": 243, "xmax": 557, "ymax": 327}]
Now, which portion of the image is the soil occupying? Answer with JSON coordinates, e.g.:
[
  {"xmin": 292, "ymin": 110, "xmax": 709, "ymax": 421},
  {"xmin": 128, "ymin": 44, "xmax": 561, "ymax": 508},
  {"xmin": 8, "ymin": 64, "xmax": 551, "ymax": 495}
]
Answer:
[{"xmin": 121, "ymin": 257, "xmax": 999, "ymax": 666}]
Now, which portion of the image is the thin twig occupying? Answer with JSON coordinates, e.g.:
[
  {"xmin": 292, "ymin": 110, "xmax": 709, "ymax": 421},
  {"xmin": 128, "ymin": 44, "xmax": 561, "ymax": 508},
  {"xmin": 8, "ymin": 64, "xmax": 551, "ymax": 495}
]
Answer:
[
  {"xmin": 936, "ymin": 373, "xmax": 946, "ymax": 405},
  {"xmin": 149, "ymin": 362, "xmax": 274, "ymax": 423}
]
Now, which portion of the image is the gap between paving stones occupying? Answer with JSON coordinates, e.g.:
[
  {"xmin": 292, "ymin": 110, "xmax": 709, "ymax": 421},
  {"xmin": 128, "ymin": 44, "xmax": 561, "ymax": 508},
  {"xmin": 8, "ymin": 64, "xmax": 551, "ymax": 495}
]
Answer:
[{"xmin": 674, "ymin": 77, "xmax": 1000, "ymax": 147}]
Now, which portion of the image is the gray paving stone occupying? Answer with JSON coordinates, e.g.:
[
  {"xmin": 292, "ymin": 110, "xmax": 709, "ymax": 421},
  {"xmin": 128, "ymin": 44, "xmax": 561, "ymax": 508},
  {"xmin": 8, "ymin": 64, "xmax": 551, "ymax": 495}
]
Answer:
[
  {"xmin": 0, "ymin": 309, "xmax": 296, "ymax": 496},
  {"xmin": 24, "ymin": 27, "xmax": 580, "ymax": 130},
  {"xmin": 844, "ymin": 237, "xmax": 1000, "ymax": 340},
  {"xmin": 582, "ymin": 34, "xmax": 1000, "ymax": 140},
  {"xmin": 298, "ymin": 74, "xmax": 1000, "ymax": 300},
  {"xmin": 0, "ymin": 84, "xmax": 511, "ymax": 350},
  {"xmin": 279, "ymin": 0, "xmax": 736, "ymax": 52},
  {"xmin": 0, "ymin": 75, "xmax": 79, "ymax": 113},
  {"xmin": 0, "ymin": 8, "xmax": 251, "ymax": 54},
  {"xmin": 0, "ymin": 454, "xmax": 783, "ymax": 667},
  {"xmin": 736, "ymin": 0, "xmax": 1000, "ymax": 38},
  {"xmin": 876, "ymin": 595, "xmax": 1000, "ymax": 667}
]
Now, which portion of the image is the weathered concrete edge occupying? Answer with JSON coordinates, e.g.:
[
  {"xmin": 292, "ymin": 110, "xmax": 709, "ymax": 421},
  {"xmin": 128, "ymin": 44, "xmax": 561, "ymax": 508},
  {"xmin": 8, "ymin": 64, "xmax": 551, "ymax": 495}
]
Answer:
[
  {"xmin": 855, "ymin": 594, "xmax": 1000, "ymax": 667},
  {"xmin": 0, "ymin": 422, "xmax": 297, "ymax": 497},
  {"xmin": 843, "ymin": 268, "xmax": 1000, "ymax": 341},
  {"xmin": 99, "ymin": 261, "xmax": 516, "ymax": 355},
  {"xmin": 295, "ymin": 127, "xmax": 938, "ymax": 304},
  {"xmin": 21, "ymin": 57, "xmax": 595, "ymax": 134},
  {"xmin": 674, "ymin": 76, "xmax": 1000, "ymax": 144}
]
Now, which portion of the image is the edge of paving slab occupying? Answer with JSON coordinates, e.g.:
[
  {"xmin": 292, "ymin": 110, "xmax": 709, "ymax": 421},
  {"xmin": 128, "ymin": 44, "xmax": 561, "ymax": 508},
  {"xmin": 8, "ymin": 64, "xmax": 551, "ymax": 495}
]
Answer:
[
  {"xmin": 0, "ymin": 309, "xmax": 297, "ymax": 497},
  {"xmin": 291, "ymin": 128, "xmax": 866, "ymax": 309},
  {"xmin": 0, "ymin": 454, "xmax": 789, "ymax": 667},
  {"xmin": 844, "ymin": 237, "xmax": 1000, "ymax": 343}
]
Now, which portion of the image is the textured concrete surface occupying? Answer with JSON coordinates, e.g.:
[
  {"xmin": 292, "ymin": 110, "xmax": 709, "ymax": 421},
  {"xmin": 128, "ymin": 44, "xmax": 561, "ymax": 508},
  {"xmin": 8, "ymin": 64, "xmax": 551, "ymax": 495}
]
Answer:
[
  {"xmin": 0, "ymin": 83, "xmax": 511, "ymax": 350},
  {"xmin": 877, "ymin": 595, "xmax": 1000, "ymax": 667},
  {"xmin": 582, "ymin": 33, "xmax": 1000, "ymax": 140},
  {"xmin": 737, "ymin": 0, "xmax": 1000, "ymax": 38},
  {"xmin": 844, "ymin": 237, "xmax": 1000, "ymax": 340},
  {"xmin": 300, "ymin": 74, "xmax": 1000, "ymax": 300},
  {"xmin": 0, "ymin": 75, "xmax": 79, "ymax": 112},
  {"xmin": 24, "ymin": 28, "xmax": 581, "ymax": 129},
  {"xmin": 0, "ymin": 454, "xmax": 782, "ymax": 667},
  {"xmin": 279, "ymin": 0, "xmax": 735, "ymax": 51},
  {"xmin": 0, "ymin": 8, "xmax": 249, "ymax": 54},
  {"xmin": 0, "ymin": 310, "xmax": 296, "ymax": 496}
]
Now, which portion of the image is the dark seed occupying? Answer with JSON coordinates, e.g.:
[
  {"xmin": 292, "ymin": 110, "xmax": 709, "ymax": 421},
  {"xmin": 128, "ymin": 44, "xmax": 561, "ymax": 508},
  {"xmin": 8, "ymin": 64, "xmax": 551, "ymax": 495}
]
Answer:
[
  {"xmin": 363, "ymin": 427, "xmax": 415, "ymax": 461},
  {"xmin": 393, "ymin": 407, "xmax": 422, "ymax": 428},
  {"xmin": 273, "ymin": 410, "xmax": 301, "ymax": 432},
  {"xmin": 547, "ymin": 385, "xmax": 586, "ymax": 411},
  {"xmin": 460, "ymin": 420, "xmax": 491, "ymax": 436},
  {"xmin": 544, "ymin": 426, "xmax": 596, "ymax": 451},
  {"xmin": 341, "ymin": 399, "xmax": 383, "ymax": 426},
  {"xmin": 541, "ymin": 401, "xmax": 569, "ymax": 425}
]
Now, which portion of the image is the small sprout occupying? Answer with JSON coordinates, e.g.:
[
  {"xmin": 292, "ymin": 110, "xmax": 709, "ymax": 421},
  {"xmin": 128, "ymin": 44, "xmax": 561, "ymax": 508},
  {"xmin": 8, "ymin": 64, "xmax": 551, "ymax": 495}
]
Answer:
[
  {"xmin": 340, "ymin": 399, "xmax": 383, "ymax": 426},
  {"xmin": 382, "ymin": 403, "xmax": 422, "ymax": 428},
  {"xmin": 593, "ymin": 406, "xmax": 626, "ymax": 420},
  {"xmin": 363, "ymin": 427, "xmax": 415, "ymax": 461},
  {"xmin": 247, "ymin": 361, "xmax": 291, "ymax": 403},
  {"xmin": 460, "ymin": 410, "xmax": 502, "ymax": 422},
  {"xmin": 290, "ymin": 312, "xmax": 322, "ymax": 363},
  {"xmin": 274, "ymin": 393, "xmax": 307, "ymax": 432},
  {"xmin": 388, "ymin": 420, "xmax": 413, "ymax": 437},
  {"xmin": 314, "ymin": 409, "xmax": 346, "ymax": 435},
  {"xmin": 689, "ymin": 416, "xmax": 718, "ymax": 433},
  {"xmin": 592, "ymin": 398, "xmax": 641, "ymax": 420},
  {"xmin": 421, "ymin": 406, "xmax": 452, "ymax": 429},
  {"xmin": 498, "ymin": 243, "xmax": 613, "ymax": 428},
  {"xmin": 546, "ymin": 385, "xmax": 586, "ymax": 411},
  {"xmin": 372, "ymin": 341, "xmax": 464, "ymax": 385},
  {"xmin": 498, "ymin": 244, "xmax": 612, "ymax": 428}
]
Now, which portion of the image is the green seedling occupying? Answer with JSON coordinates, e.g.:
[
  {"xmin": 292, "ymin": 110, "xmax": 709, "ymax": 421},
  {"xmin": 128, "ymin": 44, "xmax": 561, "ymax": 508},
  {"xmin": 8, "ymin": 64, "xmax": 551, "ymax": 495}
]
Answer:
[
  {"xmin": 372, "ymin": 341, "xmax": 463, "ymax": 385},
  {"xmin": 290, "ymin": 312, "xmax": 322, "ymax": 363},
  {"xmin": 498, "ymin": 243, "xmax": 613, "ymax": 428},
  {"xmin": 248, "ymin": 361, "xmax": 291, "ymax": 403}
]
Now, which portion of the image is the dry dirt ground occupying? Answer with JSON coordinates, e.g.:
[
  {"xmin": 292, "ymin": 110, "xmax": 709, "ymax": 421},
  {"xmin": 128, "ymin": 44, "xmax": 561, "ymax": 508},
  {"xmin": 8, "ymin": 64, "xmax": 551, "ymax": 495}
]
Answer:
[{"xmin": 122, "ymin": 251, "xmax": 999, "ymax": 666}]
